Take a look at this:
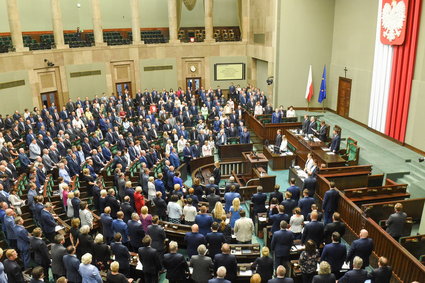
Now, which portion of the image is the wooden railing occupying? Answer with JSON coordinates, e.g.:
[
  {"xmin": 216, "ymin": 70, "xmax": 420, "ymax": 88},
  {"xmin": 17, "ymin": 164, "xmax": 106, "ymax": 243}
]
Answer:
[
  {"xmin": 243, "ymin": 111, "xmax": 301, "ymax": 141},
  {"xmin": 316, "ymin": 172, "xmax": 425, "ymax": 282}
]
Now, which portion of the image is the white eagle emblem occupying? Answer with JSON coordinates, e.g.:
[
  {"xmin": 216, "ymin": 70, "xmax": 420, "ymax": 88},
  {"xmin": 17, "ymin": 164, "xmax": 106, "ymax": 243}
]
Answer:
[{"xmin": 381, "ymin": 0, "xmax": 406, "ymax": 42}]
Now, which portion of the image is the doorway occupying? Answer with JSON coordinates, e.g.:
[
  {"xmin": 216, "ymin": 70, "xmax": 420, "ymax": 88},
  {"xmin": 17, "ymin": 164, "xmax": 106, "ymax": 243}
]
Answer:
[
  {"xmin": 186, "ymin": 77, "xmax": 201, "ymax": 93},
  {"xmin": 115, "ymin": 82, "xmax": 132, "ymax": 97},
  {"xmin": 40, "ymin": 91, "xmax": 59, "ymax": 108},
  {"xmin": 337, "ymin": 77, "xmax": 352, "ymax": 117}
]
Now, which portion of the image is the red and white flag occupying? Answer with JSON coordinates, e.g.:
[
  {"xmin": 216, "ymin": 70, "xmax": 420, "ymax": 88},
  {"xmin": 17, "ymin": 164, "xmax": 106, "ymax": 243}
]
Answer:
[{"xmin": 305, "ymin": 65, "xmax": 314, "ymax": 102}]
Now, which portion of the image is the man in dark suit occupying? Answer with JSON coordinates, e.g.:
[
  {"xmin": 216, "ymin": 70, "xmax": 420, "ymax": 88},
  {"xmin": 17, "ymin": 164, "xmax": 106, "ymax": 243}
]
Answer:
[
  {"xmin": 146, "ymin": 216, "xmax": 166, "ymax": 257},
  {"xmin": 268, "ymin": 265, "xmax": 294, "ymax": 283},
  {"xmin": 302, "ymin": 211, "xmax": 324, "ymax": 247},
  {"xmin": 321, "ymin": 232, "xmax": 347, "ymax": 279},
  {"xmin": 307, "ymin": 116, "xmax": 317, "ymax": 135},
  {"xmin": 239, "ymin": 127, "xmax": 250, "ymax": 144},
  {"xmin": 322, "ymin": 181, "xmax": 339, "ymax": 224},
  {"xmin": 3, "ymin": 249, "xmax": 26, "ymax": 283},
  {"xmin": 303, "ymin": 172, "xmax": 317, "ymax": 196},
  {"xmin": 339, "ymin": 256, "xmax": 368, "ymax": 283},
  {"xmin": 128, "ymin": 213, "xmax": 145, "ymax": 252},
  {"xmin": 30, "ymin": 228, "xmax": 51, "ymax": 282},
  {"xmin": 269, "ymin": 185, "xmax": 283, "ymax": 205},
  {"xmin": 386, "ymin": 203, "xmax": 407, "ymax": 241},
  {"xmin": 63, "ymin": 245, "xmax": 82, "ymax": 283},
  {"xmin": 14, "ymin": 216, "xmax": 31, "ymax": 268},
  {"xmin": 324, "ymin": 212, "xmax": 346, "ymax": 244},
  {"xmin": 51, "ymin": 234, "xmax": 67, "ymax": 281},
  {"xmin": 252, "ymin": 186, "xmax": 267, "ymax": 216},
  {"xmin": 318, "ymin": 121, "xmax": 327, "ymax": 142},
  {"xmin": 120, "ymin": 196, "xmax": 134, "ymax": 223},
  {"xmin": 214, "ymin": 244, "xmax": 237, "ymax": 282},
  {"xmin": 138, "ymin": 235, "xmax": 162, "ymax": 283},
  {"xmin": 330, "ymin": 129, "xmax": 341, "ymax": 153},
  {"xmin": 185, "ymin": 224, "xmax": 206, "ymax": 258},
  {"xmin": 39, "ymin": 202, "xmax": 57, "ymax": 242},
  {"xmin": 368, "ymin": 256, "xmax": 392, "ymax": 283},
  {"xmin": 298, "ymin": 189, "xmax": 315, "ymax": 219},
  {"xmin": 110, "ymin": 233, "xmax": 131, "ymax": 276},
  {"xmin": 302, "ymin": 115, "xmax": 310, "ymax": 134},
  {"xmin": 153, "ymin": 192, "xmax": 167, "ymax": 220},
  {"xmin": 269, "ymin": 205, "xmax": 290, "ymax": 234},
  {"xmin": 208, "ymin": 266, "xmax": 231, "ymax": 283},
  {"xmin": 271, "ymin": 221, "xmax": 294, "ymax": 273},
  {"xmin": 281, "ymin": 191, "xmax": 297, "ymax": 217},
  {"xmin": 163, "ymin": 241, "xmax": 189, "ymax": 283},
  {"xmin": 275, "ymin": 129, "xmax": 283, "ymax": 149},
  {"xmin": 347, "ymin": 229, "xmax": 374, "ymax": 269},
  {"xmin": 100, "ymin": 207, "xmax": 114, "ymax": 244},
  {"xmin": 286, "ymin": 178, "xmax": 300, "ymax": 201},
  {"xmin": 206, "ymin": 222, "xmax": 225, "ymax": 260}
]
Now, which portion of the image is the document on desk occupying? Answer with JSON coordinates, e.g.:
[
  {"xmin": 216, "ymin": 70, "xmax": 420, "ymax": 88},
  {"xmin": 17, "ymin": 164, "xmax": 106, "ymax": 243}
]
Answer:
[
  {"xmin": 313, "ymin": 138, "xmax": 321, "ymax": 142},
  {"xmin": 231, "ymin": 250, "xmax": 242, "ymax": 255},
  {"xmin": 341, "ymin": 262, "xmax": 350, "ymax": 270},
  {"xmin": 291, "ymin": 245, "xmax": 305, "ymax": 252},
  {"xmin": 239, "ymin": 270, "xmax": 253, "ymax": 276},
  {"xmin": 136, "ymin": 260, "xmax": 143, "ymax": 270},
  {"xmin": 55, "ymin": 226, "xmax": 64, "ymax": 232},
  {"xmin": 258, "ymin": 217, "xmax": 267, "ymax": 222},
  {"xmin": 322, "ymin": 147, "xmax": 330, "ymax": 151},
  {"xmin": 286, "ymin": 152, "xmax": 294, "ymax": 155},
  {"xmin": 326, "ymin": 152, "xmax": 336, "ymax": 155}
]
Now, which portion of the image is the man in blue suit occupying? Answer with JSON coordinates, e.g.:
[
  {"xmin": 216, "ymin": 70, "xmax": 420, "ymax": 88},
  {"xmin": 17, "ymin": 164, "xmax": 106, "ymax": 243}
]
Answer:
[
  {"xmin": 252, "ymin": 186, "xmax": 267, "ymax": 215},
  {"xmin": 271, "ymin": 109, "xmax": 281, "ymax": 124},
  {"xmin": 112, "ymin": 211, "xmax": 129, "ymax": 245},
  {"xmin": 286, "ymin": 178, "xmax": 300, "ymax": 201},
  {"xmin": 4, "ymin": 209, "xmax": 17, "ymax": 249},
  {"xmin": 281, "ymin": 192, "xmax": 297, "ymax": 217},
  {"xmin": 100, "ymin": 206, "xmax": 113, "ymax": 245},
  {"xmin": 240, "ymin": 127, "xmax": 250, "ymax": 144},
  {"xmin": 321, "ymin": 232, "xmax": 347, "ymax": 279},
  {"xmin": 214, "ymin": 244, "xmax": 237, "ymax": 282},
  {"xmin": 339, "ymin": 256, "xmax": 368, "ymax": 283},
  {"xmin": 347, "ymin": 229, "xmax": 374, "ymax": 269},
  {"xmin": 322, "ymin": 182, "xmax": 340, "ymax": 224},
  {"xmin": 206, "ymin": 222, "xmax": 225, "ymax": 260},
  {"xmin": 63, "ymin": 245, "xmax": 82, "ymax": 283},
  {"xmin": 169, "ymin": 148, "xmax": 181, "ymax": 168},
  {"xmin": 183, "ymin": 143, "xmax": 192, "ymax": 169},
  {"xmin": 18, "ymin": 148, "xmax": 31, "ymax": 170},
  {"xmin": 298, "ymin": 189, "xmax": 315, "ymax": 219},
  {"xmin": 39, "ymin": 202, "xmax": 57, "ymax": 242},
  {"xmin": 127, "ymin": 213, "xmax": 145, "ymax": 252},
  {"xmin": 268, "ymin": 265, "xmax": 294, "ymax": 283},
  {"xmin": 14, "ymin": 216, "xmax": 31, "ymax": 268},
  {"xmin": 301, "ymin": 211, "xmax": 324, "ymax": 247},
  {"xmin": 195, "ymin": 206, "xmax": 214, "ymax": 236},
  {"xmin": 269, "ymin": 205, "xmax": 290, "ymax": 234},
  {"xmin": 223, "ymin": 186, "xmax": 240, "ymax": 213},
  {"xmin": 330, "ymin": 129, "xmax": 341, "ymax": 153},
  {"xmin": 185, "ymin": 224, "xmax": 206, "ymax": 258},
  {"xmin": 208, "ymin": 266, "xmax": 231, "ymax": 283},
  {"xmin": 271, "ymin": 221, "xmax": 294, "ymax": 272},
  {"xmin": 111, "ymin": 233, "xmax": 131, "ymax": 276}
]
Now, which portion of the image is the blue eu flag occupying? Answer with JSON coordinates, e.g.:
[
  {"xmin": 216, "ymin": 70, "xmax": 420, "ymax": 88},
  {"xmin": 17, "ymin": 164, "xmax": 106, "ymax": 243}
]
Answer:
[{"xmin": 318, "ymin": 65, "xmax": 327, "ymax": 103}]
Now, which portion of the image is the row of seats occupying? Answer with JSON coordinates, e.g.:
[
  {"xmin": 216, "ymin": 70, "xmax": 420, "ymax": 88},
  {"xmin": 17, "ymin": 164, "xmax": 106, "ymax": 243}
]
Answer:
[{"xmin": 178, "ymin": 27, "xmax": 240, "ymax": 42}]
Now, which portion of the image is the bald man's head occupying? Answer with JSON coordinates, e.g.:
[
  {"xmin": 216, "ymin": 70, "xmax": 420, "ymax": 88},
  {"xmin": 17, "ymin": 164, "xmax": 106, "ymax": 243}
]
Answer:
[
  {"xmin": 360, "ymin": 229, "xmax": 368, "ymax": 238},
  {"xmin": 276, "ymin": 265, "xmax": 286, "ymax": 277},
  {"xmin": 217, "ymin": 266, "xmax": 227, "ymax": 278},
  {"xmin": 191, "ymin": 224, "xmax": 199, "ymax": 233}
]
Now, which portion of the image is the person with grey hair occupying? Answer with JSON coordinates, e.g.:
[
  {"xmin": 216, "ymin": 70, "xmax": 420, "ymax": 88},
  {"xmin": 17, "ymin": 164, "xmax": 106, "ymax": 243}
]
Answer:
[
  {"xmin": 338, "ymin": 256, "xmax": 367, "ymax": 283},
  {"xmin": 268, "ymin": 265, "xmax": 293, "ymax": 283},
  {"xmin": 209, "ymin": 266, "xmax": 230, "ymax": 283},
  {"xmin": 312, "ymin": 261, "xmax": 336, "ymax": 283},
  {"xmin": 92, "ymin": 233, "xmax": 111, "ymax": 270},
  {"xmin": 77, "ymin": 225, "xmax": 94, "ymax": 259},
  {"xmin": 79, "ymin": 253, "xmax": 102, "ymax": 283},
  {"xmin": 190, "ymin": 244, "xmax": 213, "ymax": 283},
  {"xmin": 163, "ymin": 241, "xmax": 189, "ymax": 282}
]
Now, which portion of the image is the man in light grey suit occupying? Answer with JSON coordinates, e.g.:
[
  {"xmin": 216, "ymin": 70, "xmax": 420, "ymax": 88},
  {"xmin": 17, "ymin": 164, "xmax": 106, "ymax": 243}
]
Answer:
[
  {"xmin": 190, "ymin": 244, "xmax": 213, "ymax": 283},
  {"xmin": 386, "ymin": 203, "xmax": 407, "ymax": 241},
  {"xmin": 29, "ymin": 139, "xmax": 41, "ymax": 161},
  {"xmin": 117, "ymin": 173, "xmax": 126, "ymax": 201},
  {"xmin": 51, "ymin": 234, "xmax": 67, "ymax": 281},
  {"xmin": 42, "ymin": 149, "xmax": 56, "ymax": 172}
]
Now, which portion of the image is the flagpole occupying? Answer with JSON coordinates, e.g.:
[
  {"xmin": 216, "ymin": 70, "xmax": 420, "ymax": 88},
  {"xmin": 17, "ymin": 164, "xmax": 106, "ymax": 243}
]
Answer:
[{"xmin": 307, "ymin": 101, "xmax": 310, "ymax": 112}]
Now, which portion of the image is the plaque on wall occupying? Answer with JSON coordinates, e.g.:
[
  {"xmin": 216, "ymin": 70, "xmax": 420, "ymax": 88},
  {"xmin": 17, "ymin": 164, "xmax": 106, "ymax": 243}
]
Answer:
[{"xmin": 214, "ymin": 63, "xmax": 245, "ymax": 81}]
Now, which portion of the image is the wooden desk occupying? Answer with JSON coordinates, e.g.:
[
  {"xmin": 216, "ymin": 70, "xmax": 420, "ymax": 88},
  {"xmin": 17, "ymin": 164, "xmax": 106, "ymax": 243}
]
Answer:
[
  {"xmin": 263, "ymin": 145, "xmax": 296, "ymax": 170},
  {"xmin": 284, "ymin": 129, "xmax": 326, "ymax": 165},
  {"xmin": 312, "ymin": 149, "xmax": 346, "ymax": 168},
  {"xmin": 190, "ymin": 155, "xmax": 215, "ymax": 172},
  {"xmin": 159, "ymin": 221, "xmax": 191, "ymax": 248},
  {"xmin": 219, "ymin": 143, "xmax": 253, "ymax": 161},
  {"xmin": 229, "ymin": 244, "xmax": 261, "ymax": 263},
  {"xmin": 242, "ymin": 152, "xmax": 269, "ymax": 173}
]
